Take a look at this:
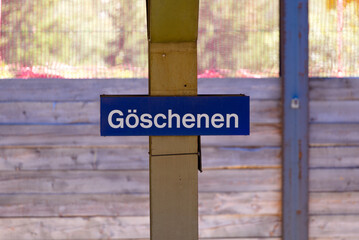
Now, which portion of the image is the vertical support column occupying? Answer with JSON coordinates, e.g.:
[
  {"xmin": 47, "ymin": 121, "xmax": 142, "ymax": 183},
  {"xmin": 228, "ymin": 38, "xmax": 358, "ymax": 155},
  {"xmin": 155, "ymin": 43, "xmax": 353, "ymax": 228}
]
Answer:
[
  {"xmin": 147, "ymin": 1, "xmax": 199, "ymax": 240},
  {"xmin": 280, "ymin": 1, "xmax": 309, "ymax": 240}
]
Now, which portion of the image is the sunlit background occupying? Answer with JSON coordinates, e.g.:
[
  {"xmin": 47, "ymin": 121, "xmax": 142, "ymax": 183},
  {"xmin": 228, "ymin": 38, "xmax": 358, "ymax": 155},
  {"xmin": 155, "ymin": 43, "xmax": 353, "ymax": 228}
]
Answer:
[{"xmin": 0, "ymin": 0, "xmax": 358, "ymax": 79}]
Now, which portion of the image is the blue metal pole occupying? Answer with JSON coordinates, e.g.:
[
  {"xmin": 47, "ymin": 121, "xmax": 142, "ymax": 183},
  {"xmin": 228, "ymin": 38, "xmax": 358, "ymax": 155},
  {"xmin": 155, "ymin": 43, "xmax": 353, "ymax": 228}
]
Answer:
[{"xmin": 280, "ymin": 0, "xmax": 309, "ymax": 240}]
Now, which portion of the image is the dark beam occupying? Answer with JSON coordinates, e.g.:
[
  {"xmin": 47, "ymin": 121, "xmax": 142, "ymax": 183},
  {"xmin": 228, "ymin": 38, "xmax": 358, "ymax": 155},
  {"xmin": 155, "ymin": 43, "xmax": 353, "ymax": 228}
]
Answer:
[{"xmin": 280, "ymin": 1, "xmax": 309, "ymax": 240}]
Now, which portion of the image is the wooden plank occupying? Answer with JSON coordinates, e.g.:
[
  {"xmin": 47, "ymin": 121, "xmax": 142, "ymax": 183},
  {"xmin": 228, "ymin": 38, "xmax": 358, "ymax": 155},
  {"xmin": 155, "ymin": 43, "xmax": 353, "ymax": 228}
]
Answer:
[
  {"xmin": 310, "ymin": 124, "xmax": 359, "ymax": 146},
  {"xmin": 0, "ymin": 100, "xmax": 280, "ymax": 124},
  {"xmin": 0, "ymin": 124, "xmax": 279, "ymax": 147},
  {"xmin": 202, "ymin": 147, "xmax": 281, "ymax": 169},
  {"xmin": 199, "ymin": 192, "xmax": 281, "ymax": 215},
  {"xmin": 0, "ymin": 215, "xmax": 282, "ymax": 239},
  {"xmin": 0, "ymin": 78, "xmax": 148, "ymax": 102},
  {"xmin": 0, "ymin": 102, "xmax": 99, "ymax": 124},
  {"xmin": 0, "ymin": 147, "xmax": 149, "ymax": 171},
  {"xmin": 310, "ymin": 192, "xmax": 359, "ymax": 215},
  {"xmin": 0, "ymin": 192, "xmax": 280, "ymax": 217},
  {"xmin": 199, "ymin": 215, "xmax": 281, "ymax": 238},
  {"xmin": 310, "ymin": 147, "xmax": 359, "ymax": 168},
  {"xmin": 310, "ymin": 101, "xmax": 359, "ymax": 123},
  {"xmin": 0, "ymin": 216, "xmax": 150, "ymax": 240},
  {"xmin": 310, "ymin": 215, "xmax": 359, "ymax": 238},
  {"xmin": 198, "ymin": 78, "xmax": 281, "ymax": 100},
  {"xmin": 0, "ymin": 146, "xmax": 279, "ymax": 171},
  {"xmin": 0, "ymin": 170, "xmax": 149, "ymax": 194},
  {"xmin": 310, "ymin": 78, "xmax": 359, "ymax": 101},
  {"xmin": 0, "ymin": 193, "xmax": 150, "ymax": 217},
  {"xmin": 0, "ymin": 78, "xmax": 280, "ymax": 101},
  {"xmin": 199, "ymin": 169, "xmax": 281, "ymax": 193},
  {"xmin": 0, "ymin": 169, "xmax": 280, "ymax": 194},
  {"xmin": 202, "ymin": 124, "xmax": 281, "ymax": 147},
  {"xmin": 0, "ymin": 125, "xmax": 148, "ymax": 147},
  {"xmin": 310, "ymin": 169, "xmax": 359, "ymax": 192}
]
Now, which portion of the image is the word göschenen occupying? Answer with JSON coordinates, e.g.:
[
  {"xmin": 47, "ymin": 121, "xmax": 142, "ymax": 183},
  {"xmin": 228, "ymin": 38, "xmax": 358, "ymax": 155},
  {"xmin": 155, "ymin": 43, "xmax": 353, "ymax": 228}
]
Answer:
[
  {"xmin": 100, "ymin": 96, "xmax": 249, "ymax": 136},
  {"xmin": 108, "ymin": 109, "xmax": 240, "ymax": 129}
]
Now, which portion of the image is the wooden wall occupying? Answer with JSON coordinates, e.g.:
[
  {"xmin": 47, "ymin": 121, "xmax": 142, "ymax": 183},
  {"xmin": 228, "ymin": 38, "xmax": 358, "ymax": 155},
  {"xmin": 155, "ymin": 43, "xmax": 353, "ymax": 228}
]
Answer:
[
  {"xmin": 0, "ymin": 77, "xmax": 358, "ymax": 239},
  {"xmin": 309, "ymin": 78, "xmax": 359, "ymax": 240}
]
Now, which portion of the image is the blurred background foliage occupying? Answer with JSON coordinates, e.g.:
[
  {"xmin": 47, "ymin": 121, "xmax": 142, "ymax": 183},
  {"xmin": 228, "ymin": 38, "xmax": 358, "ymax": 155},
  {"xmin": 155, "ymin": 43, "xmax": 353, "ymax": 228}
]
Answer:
[{"xmin": 0, "ymin": 0, "xmax": 358, "ymax": 78}]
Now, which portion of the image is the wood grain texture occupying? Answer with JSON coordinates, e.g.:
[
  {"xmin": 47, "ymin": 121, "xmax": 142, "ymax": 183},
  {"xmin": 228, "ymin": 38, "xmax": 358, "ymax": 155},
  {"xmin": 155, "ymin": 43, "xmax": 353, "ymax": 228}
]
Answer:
[
  {"xmin": 0, "ymin": 192, "xmax": 280, "ymax": 217},
  {"xmin": 202, "ymin": 124, "xmax": 281, "ymax": 147},
  {"xmin": 0, "ymin": 78, "xmax": 281, "ymax": 101},
  {"xmin": 3, "ymin": 191, "xmax": 358, "ymax": 218},
  {"xmin": 310, "ymin": 215, "xmax": 359, "ymax": 238},
  {"xmin": 0, "ymin": 170, "xmax": 150, "ymax": 194},
  {"xmin": 310, "ymin": 169, "xmax": 359, "ymax": 192},
  {"xmin": 0, "ymin": 216, "xmax": 150, "ymax": 240},
  {"xmin": 310, "ymin": 124, "xmax": 359, "ymax": 146},
  {"xmin": 310, "ymin": 192, "xmax": 359, "ymax": 215},
  {"xmin": 310, "ymin": 101, "xmax": 359, "ymax": 123},
  {"xmin": 198, "ymin": 169, "xmax": 281, "ymax": 192},
  {"xmin": 0, "ymin": 124, "xmax": 280, "ymax": 147},
  {"xmin": 0, "ymin": 147, "xmax": 149, "ymax": 171},
  {"xmin": 2, "ymin": 215, "xmax": 359, "ymax": 239},
  {"xmin": 310, "ymin": 147, "xmax": 359, "ymax": 168},
  {"xmin": 0, "ymin": 100, "xmax": 280, "ymax": 124},
  {"xmin": 202, "ymin": 147, "xmax": 281, "ymax": 169},
  {"xmin": 0, "ymin": 193, "xmax": 150, "ymax": 217},
  {"xmin": 0, "ymin": 146, "xmax": 280, "ymax": 171},
  {"xmin": 199, "ymin": 215, "xmax": 281, "ymax": 238},
  {"xmin": 0, "ymin": 215, "xmax": 282, "ymax": 239},
  {"xmin": 0, "ymin": 169, "xmax": 280, "ymax": 194},
  {"xmin": 310, "ymin": 78, "xmax": 359, "ymax": 101}
]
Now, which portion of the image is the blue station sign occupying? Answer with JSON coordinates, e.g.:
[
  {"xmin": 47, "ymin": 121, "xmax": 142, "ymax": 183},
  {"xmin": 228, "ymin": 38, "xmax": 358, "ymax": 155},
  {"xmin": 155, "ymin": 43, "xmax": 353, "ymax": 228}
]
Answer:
[{"xmin": 100, "ymin": 95, "xmax": 249, "ymax": 136}]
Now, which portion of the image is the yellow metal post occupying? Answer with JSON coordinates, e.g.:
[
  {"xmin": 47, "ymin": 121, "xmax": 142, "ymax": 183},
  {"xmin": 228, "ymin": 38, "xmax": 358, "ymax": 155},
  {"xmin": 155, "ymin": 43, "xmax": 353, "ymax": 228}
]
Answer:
[{"xmin": 147, "ymin": 0, "xmax": 199, "ymax": 239}]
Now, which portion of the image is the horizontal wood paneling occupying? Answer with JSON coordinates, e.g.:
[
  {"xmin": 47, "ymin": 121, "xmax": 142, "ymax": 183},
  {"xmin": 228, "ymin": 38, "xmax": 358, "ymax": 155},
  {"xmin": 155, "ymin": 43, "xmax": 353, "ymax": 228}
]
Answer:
[
  {"xmin": 0, "ymin": 100, "xmax": 280, "ymax": 124},
  {"xmin": 0, "ymin": 169, "xmax": 281, "ymax": 194},
  {"xmin": 0, "ymin": 192, "xmax": 281, "ymax": 217},
  {"xmin": 310, "ymin": 215, "xmax": 359, "ymax": 238},
  {"xmin": 0, "ymin": 77, "xmax": 284, "ymax": 240},
  {"xmin": 310, "ymin": 101, "xmax": 359, "ymax": 123},
  {"xmin": 0, "ymin": 78, "xmax": 281, "ymax": 102},
  {"xmin": 310, "ymin": 124, "xmax": 359, "ymax": 146},
  {"xmin": 310, "ymin": 147, "xmax": 359, "ymax": 168},
  {"xmin": 1, "ymin": 168, "xmax": 356, "ymax": 195},
  {"xmin": 0, "ymin": 124, "xmax": 281, "ymax": 147},
  {"xmin": 310, "ymin": 78, "xmax": 359, "ymax": 101},
  {"xmin": 0, "ymin": 146, "xmax": 281, "ymax": 171},
  {"xmin": 2, "ymin": 214, "xmax": 359, "ymax": 239},
  {"xmin": 0, "ymin": 216, "xmax": 150, "ymax": 240},
  {"xmin": 202, "ymin": 147, "xmax": 281, "ymax": 169},
  {"xmin": 0, "ymin": 193, "xmax": 150, "ymax": 217},
  {"xmin": 199, "ymin": 215, "xmax": 281, "ymax": 238},
  {"xmin": 0, "ymin": 147, "xmax": 149, "ymax": 171},
  {"xmin": 310, "ymin": 192, "xmax": 359, "ymax": 215},
  {"xmin": 3, "ymin": 191, "xmax": 358, "ymax": 218},
  {"xmin": 9, "ymin": 146, "xmax": 359, "ymax": 171},
  {"xmin": 0, "ymin": 215, "xmax": 282, "ymax": 240},
  {"xmin": 201, "ymin": 124, "xmax": 281, "ymax": 147},
  {"xmin": 310, "ymin": 169, "xmax": 359, "ymax": 192}
]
